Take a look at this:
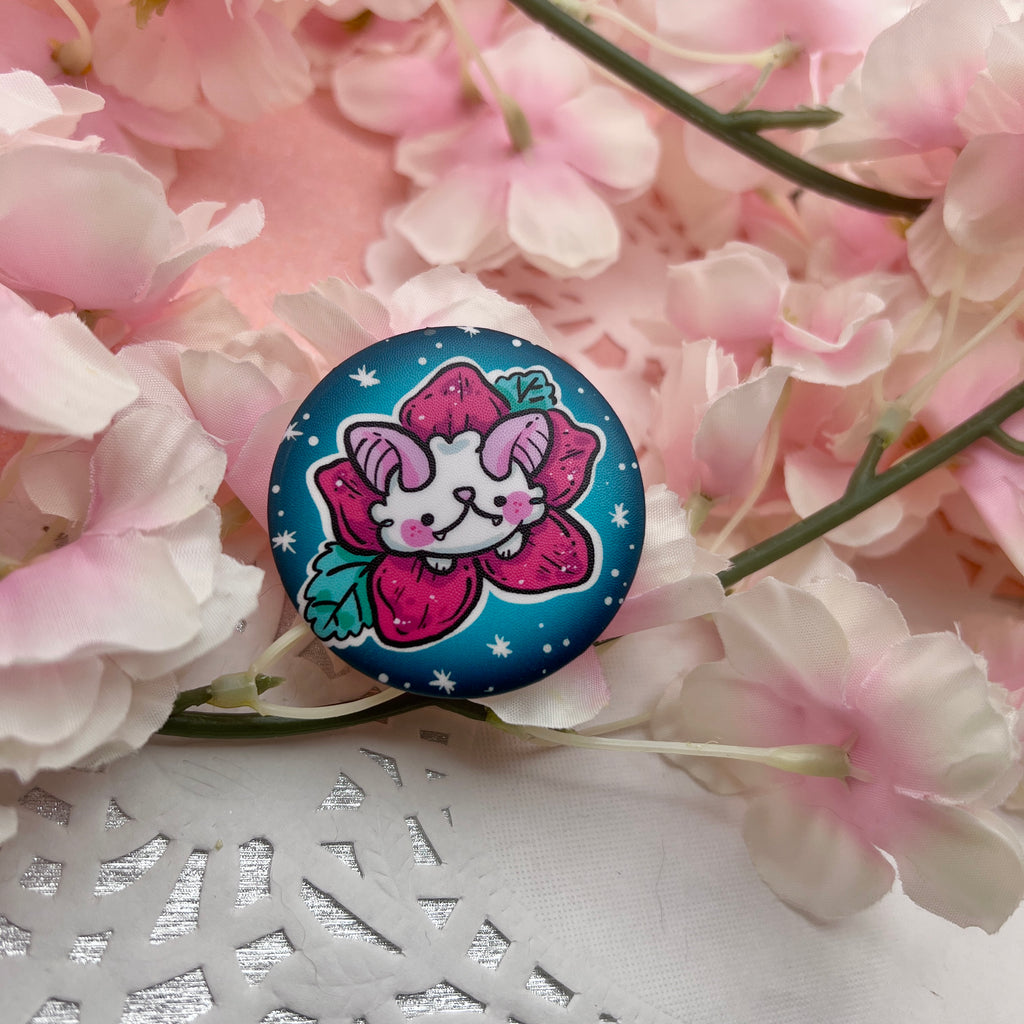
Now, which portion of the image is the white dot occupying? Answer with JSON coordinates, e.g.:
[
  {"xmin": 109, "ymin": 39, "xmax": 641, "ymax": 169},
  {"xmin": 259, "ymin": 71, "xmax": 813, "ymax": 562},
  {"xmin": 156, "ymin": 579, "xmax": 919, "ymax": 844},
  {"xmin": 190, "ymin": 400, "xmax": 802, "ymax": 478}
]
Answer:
[
  {"xmin": 278, "ymin": 510, "xmax": 284, "ymax": 517},
  {"xmin": 512, "ymin": 339, "xmax": 522, "ymax": 347},
  {"xmin": 302, "ymin": 413, "xmax": 310, "ymax": 420},
  {"xmin": 538, "ymin": 622, "xmax": 544, "ymax": 628},
  {"xmin": 577, "ymin": 387, "xmax": 584, "ymax": 394},
  {"xmin": 618, "ymin": 463, "xmax": 626, "ymax": 471},
  {"xmin": 543, "ymin": 643, "xmax": 552, "ymax": 653},
  {"xmin": 629, "ymin": 544, "xmax": 635, "ymax": 550},
  {"xmin": 308, "ymin": 436, "xmax": 319, "ymax": 446},
  {"xmin": 611, "ymin": 569, "xmax": 620, "ymax": 577},
  {"xmin": 435, "ymin": 341, "xmax": 443, "ymax": 348},
  {"xmin": 418, "ymin": 356, "xmax": 427, "ymax": 365},
  {"xmin": 424, "ymin": 328, "xmax": 436, "ymax": 335},
  {"xmin": 618, "ymin": 597, "xmax": 624, "ymax": 604},
  {"xmin": 604, "ymin": 415, "xmax": 610, "ymax": 421},
  {"xmin": 562, "ymin": 638, "xmax": 570, "ymax": 647},
  {"xmin": 604, "ymin": 596, "xmax": 613, "ymax": 606},
  {"xmin": 404, "ymin": 682, "xmax": 411, "ymax": 689},
  {"xmin": 271, "ymin": 485, "xmax": 280, "ymax": 494},
  {"xmin": 378, "ymin": 673, "xmax": 389, "ymax": 683},
  {"xmin": 631, "ymin": 461, "xmax": 638, "ymax": 469},
  {"xmin": 335, "ymin": 480, "xmax": 343, "ymax": 487}
]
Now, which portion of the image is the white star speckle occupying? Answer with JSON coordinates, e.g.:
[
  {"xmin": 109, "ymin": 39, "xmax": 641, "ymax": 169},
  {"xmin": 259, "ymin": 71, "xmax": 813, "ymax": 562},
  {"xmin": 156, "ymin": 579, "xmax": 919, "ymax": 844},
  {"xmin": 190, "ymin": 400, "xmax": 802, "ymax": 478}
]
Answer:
[
  {"xmin": 430, "ymin": 669, "xmax": 456, "ymax": 694},
  {"xmin": 458, "ymin": 326, "xmax": 480, "ymax": 335},
  {"xmin": 487, "ymin": 635, "xmax": 512, "ymax": 658},
  {"xmin": 610, "ymin": 503, "xmax": 630, "ymax": 528},
  {"xmin": 272, "ymin": 530, "xmax": 297, "ymax": 553},
  {"xmin": 283, "ymin": 421, "xmax": 303, "ymax": 441},
  {"xmin": 349, "ymin": 365, "xmax": 380, "ymax": 388}
]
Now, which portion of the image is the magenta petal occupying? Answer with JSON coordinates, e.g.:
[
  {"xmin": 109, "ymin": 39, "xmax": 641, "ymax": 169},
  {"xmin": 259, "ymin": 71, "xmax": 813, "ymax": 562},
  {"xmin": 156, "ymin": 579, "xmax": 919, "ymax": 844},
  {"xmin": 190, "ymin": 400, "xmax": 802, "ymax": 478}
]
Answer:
[
  {"xmin": 399, "ymin": 361, "xmax": 509, "ymax": 443},
  {"xmin": 531, "ymin": 409, "xmax": 601, "ymax": 507},
  {"xmin": 371, "ymin": 554, "xmax": 482, "ymax": 647},
  {"xmin": 314, "ymin": 458, "xmax": 382, "ymax": 554},
  {"xmin": 479, "ymin": 509, "xmax": 593, "ymax": 593}
]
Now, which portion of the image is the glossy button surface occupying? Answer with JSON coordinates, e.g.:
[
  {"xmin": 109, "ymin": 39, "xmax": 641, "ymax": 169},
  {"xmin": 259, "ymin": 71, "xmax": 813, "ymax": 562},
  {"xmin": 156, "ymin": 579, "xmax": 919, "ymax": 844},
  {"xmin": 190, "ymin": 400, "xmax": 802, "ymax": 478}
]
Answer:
[{"xmin": 268, "ymin": 326, "xmax": 645, "ymax": 699}]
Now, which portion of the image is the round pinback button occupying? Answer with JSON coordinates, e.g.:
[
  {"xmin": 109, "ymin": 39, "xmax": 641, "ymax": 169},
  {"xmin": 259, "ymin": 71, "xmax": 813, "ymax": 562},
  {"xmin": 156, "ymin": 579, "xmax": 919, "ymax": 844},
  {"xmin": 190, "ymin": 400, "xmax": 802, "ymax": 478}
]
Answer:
[{"xmin": 268, "ymin": 326, "xmax": 645, "ymax": 699}]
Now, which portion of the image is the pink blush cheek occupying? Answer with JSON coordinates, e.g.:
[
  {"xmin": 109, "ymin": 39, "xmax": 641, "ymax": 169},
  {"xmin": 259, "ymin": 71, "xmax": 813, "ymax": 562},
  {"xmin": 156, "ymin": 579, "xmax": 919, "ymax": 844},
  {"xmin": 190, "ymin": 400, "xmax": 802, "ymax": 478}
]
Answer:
[
  {"xmin": 502, "ymin": 491, "xmax": 533, "ymax": 525},
  {"xmin": 400, "ymin": 519, "xmax": 434, "ymax": 548}
]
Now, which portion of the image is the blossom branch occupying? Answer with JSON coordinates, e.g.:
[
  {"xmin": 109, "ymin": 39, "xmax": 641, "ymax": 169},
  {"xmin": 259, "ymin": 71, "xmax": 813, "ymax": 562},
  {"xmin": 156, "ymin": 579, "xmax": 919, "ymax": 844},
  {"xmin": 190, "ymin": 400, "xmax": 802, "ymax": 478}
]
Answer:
[
  {"xmin": 719, "ymin": 378, "xmax": 1024, "ymax": 589},
  {"xmin": 507, "ymin": 0, "xmax": 928, "ymax": 217}
]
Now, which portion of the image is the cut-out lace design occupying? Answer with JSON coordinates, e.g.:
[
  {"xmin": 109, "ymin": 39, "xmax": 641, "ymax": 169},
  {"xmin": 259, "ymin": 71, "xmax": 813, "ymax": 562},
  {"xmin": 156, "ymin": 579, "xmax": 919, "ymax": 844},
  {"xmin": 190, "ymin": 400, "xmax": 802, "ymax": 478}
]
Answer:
[{"xmin": 0, "ymin": 714, "xmax": 661, "ymax": 1023}]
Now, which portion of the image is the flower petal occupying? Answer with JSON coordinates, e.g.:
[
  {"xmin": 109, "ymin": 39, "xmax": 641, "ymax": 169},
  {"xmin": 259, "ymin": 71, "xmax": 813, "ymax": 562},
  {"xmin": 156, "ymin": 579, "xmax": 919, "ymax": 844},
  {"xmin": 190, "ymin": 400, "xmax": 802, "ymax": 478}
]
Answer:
[
  {"xmin": 477, "ymin": 646, "xmax": 609, "ymax": 727},
  {"xmin": 889, "ymin": 800, "xmax": 1024, "ymax": 933},
  {"xmin": 530, "ymin": 409, "xmax": 600, "ymax": 508},
  {"xmin": 507, "ymin": 162, "xmax": 620, "ymax": 278},
  {"xmin": 0, "ymin": 286, "xmax": 138, "ymax": 437},
  {"xmin": 0, "ymin": 533, "xmax": 201, "ymax": 665},
  {"xmin": 478, "ymin": 509, "xmax": 593, "ymax": 593},
  {"xmin": 86, "ymin": 406, "xmax": 226, "ymax": 536},
  {"xmin": 398, "ymin": 361, "xmax": 509, "ymax": 443},
  {"xmin": 313, "ymin": 457, "xmax": 385, "ymax": 555},
  {"xmin": 743, "ymin": 790, "xmax": 896, "ymax": 919},
  {"xmin": 716, "ymin": 578, "xmax": 851, "ymax": 703},
  {"xmin": 852, "ymin": 632, "xmax": 1018, "ymax": 803},
  {"xmin": 371, "ymin": 553, "xmax": 482, "ymax": 647},
  {"xmin": 395, "ymin": 166, "xmax": 507, "ymax": 265}
]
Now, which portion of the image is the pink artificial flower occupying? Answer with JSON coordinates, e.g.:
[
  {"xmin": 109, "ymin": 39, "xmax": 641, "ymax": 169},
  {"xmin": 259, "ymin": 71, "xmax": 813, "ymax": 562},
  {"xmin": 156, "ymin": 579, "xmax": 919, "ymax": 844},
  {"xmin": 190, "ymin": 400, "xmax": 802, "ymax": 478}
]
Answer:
[
  {"xmin": 647, "ymin": 338, "xmax": 790, "ymax": 504},
  {"xmin": 1, "ymin": 402, "xmax": 264, "ymax": 781},
  {"xmin": 0, "ymin": 282, "xmax": 138, "ymax": 437},
  {"xmin": 392, "ymin": 25, "xmax": 659, "ymax": 277},
  {"xmin": 666, "ymin": 242, "xmax": 788, "ymax": 376},
  {"xmin": 0, "ymin": 141, "xmax": 263, "ymax": 331},
  {"xmin": 274, "ymin": 264, "xmax": 550, "ymax": 368},
  {"xmin": 90, "ymin": 0, "xmax": 313, "ymax": 124},
  {"xmin": 330, "ymin": 0, "xmax": 508, "ymax": 135},
  {"xmin": 1, "ymin": 2, "xmax": 223, "ymax": 184},
  {"xmin": 652, "ymin": 573, "xmax": 1024, "ymax": 930},
  {"xmin": 771, "ymin": 274, "xmax": 897, "ymax": 386},
  {"xmin": 314, "ymin": 360, "xmax": 599, "ymax": 646}
]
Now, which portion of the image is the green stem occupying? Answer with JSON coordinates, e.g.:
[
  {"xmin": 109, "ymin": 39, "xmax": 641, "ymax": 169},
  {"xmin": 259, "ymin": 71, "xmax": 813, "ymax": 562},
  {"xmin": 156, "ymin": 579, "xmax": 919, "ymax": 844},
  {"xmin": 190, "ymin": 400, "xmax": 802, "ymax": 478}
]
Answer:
[
  {"xmin": 158, "ymin": 694, "xmax": 490, "ymax": 739},
  {"xmin": 988, "ymin": 425, "xmax": 1024, "ymax": 457},
  {"xmin": 507, "ymin": 0, "xmax": 928, "ymax": 218},
  {"xmin": 725, "ymin": 107, "xmax": 842, "ymax": 132},
  {"xmin": 719, "ymin": 380, "xmax": 1024, "ymax": 589}
]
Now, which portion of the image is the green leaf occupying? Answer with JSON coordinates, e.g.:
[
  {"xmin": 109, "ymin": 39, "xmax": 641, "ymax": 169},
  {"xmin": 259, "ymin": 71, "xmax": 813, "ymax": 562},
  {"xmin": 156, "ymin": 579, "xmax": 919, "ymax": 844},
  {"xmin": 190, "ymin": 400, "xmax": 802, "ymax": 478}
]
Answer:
[
  {"xmin": 302, "ymin": 544, "xmax": 376, "ymax": 643},
  {"xmin": 493, "ymin": 369, "xmax": 557, "ymax": 412}
]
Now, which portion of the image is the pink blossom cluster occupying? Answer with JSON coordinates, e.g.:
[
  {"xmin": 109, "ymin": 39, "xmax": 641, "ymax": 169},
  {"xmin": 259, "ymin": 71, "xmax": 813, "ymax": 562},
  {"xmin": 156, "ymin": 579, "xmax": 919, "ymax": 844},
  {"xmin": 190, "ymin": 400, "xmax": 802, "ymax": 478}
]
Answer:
[{"xmin": 2, "ymin": 0, "xmax": 1024, "ymax": 933}]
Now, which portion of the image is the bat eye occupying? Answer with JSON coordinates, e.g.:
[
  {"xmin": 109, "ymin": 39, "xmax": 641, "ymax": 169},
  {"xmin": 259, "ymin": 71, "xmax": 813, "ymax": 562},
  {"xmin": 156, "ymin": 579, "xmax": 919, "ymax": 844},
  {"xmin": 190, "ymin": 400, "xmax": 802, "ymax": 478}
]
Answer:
[
  {"xmin": 420, "ymin": 513, "xmax": 435, "ymax": 526},
  {"xmin": 494, "ymin": 495, "xmax": 507, "ymax": 507}
]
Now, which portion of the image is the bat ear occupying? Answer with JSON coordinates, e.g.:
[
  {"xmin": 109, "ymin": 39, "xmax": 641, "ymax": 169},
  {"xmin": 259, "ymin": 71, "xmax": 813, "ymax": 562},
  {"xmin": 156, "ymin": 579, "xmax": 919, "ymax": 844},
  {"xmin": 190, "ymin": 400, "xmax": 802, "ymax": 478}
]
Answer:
[
  {"xmin": 481, "ymin": 413, "xmax": 550, "ymax": 478},
  {"xmin": 345, "ymin": 424, "xmax": 431, "ymax": 492}
]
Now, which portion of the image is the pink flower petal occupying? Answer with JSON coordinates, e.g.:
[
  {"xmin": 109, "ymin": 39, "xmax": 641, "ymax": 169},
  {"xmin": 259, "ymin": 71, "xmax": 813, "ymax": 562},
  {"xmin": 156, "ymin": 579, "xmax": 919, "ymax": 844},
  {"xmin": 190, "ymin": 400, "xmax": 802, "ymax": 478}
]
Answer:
[
  {"xmin": 530, "ymin": 409, "xmax": 600, "ymax": 508},
  {"xmin": 370, "ymin": 553, "xmax": 482, "ymax": 647},
  {"xmin": 0, "ymin": 286, "xmax": 139, "ymax": 437},
  {"xmin": 476, "ymin": 646, "xmax": 609, "ymax": 727},
  {"xmin": 229, "ymin": 398, "xmax": 301, "ymax": 530},
  {"xmin": 743, "ymin": 790, "xmax": 896, "ymax": 919},
  {"xmin": 395, "ymin": 165, "xmax": 507, "ymax": 265},
  {"xmin": 889, "ymin": 800, "xmax": 1024, "ymax": 933},
  {"xmin": 0, "ymin": 533, "xmax": 202, "ymax": 665},
  {"xmin": 0, "ymin": 146, "xmax": 170, "ymax": 309},
  {"xmin": 507, "ymin": 162, "xmax": 620, "ymax": 278},
  {"xmin": 714, "ymin": 578, "xmax": 850, "ymax": 705},
  {"xmin": 694, "ymin": 365, "xmax": 790, "ymax": 499},
  {"xmin": 0, "ymin": 658, "xmax": 104, "ymax": 748},
  {"xmin": 944, "ymin": 133, "xmax": 1024, "ymax": 253},
  {"xmin": 852, "ymin": 632, "xmax": 1019, "ymax": 803},
  {"xmin": 398, "ymin": 361, "xmax": 509, "ymax": 443},
  {"xmin": 552, "ymin": 86, "xmax": 659, "ymax": 191},
  {"xmin": 477, "ymin": 509, "xmax": 593, "ymax": 592},
  {"xmin": 86, "ymin": 406, "xmax": 227, "ymax": 536}
]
